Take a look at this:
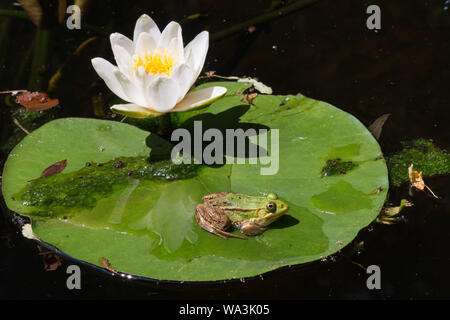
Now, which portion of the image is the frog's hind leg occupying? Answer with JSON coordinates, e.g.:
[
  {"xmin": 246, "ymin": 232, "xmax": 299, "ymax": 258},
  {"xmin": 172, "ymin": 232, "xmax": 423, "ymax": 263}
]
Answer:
[
  {"xmin": 215, "ymin": 228, "xmax": 247, "ymax": 240},
  {"xmin": 195, "ymin": 208, "xmax": 246, "ymax": 240}
]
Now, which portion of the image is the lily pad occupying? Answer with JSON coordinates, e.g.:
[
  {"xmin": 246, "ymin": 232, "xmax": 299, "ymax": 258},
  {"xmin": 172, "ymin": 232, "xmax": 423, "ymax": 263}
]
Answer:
[{"xmin": 1, "ymin": 81, "xmax": 388, "ymax": 281}]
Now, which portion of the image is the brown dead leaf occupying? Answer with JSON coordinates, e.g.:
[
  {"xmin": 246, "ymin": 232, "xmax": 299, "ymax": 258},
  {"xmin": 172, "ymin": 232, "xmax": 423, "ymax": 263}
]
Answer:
[
  {"xmin": 37, "ymin": 245, "xmax": 62, "ymax": 271},
  {"xmin": 16, "ymin": 91, "xmax": 59, "ymax": 111},
  {"xmin": 408, "ymin": 164, "xmax": 439, "ymax": 198},
  {"xmin": 41, "ymin": 160, "xmax": 67, "ymax": 177},
  {"xmin": 101, "ymin": 257, "xmax": 117, "ymax": 273},
  {"xmin": 241, "ymin": 93, "xmax": 258, "ymax": 104},
  {"xmin": 408, "ymin": 164, "xmax": 425, "ymax": 190},
  {"xmin": 368, "ymin": 113, "xmax": 391, "ymax": 140}
]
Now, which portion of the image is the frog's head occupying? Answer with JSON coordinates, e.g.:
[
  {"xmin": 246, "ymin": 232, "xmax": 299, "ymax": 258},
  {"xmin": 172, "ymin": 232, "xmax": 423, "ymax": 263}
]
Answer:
[{"xmin": 253, "ymin": 193, "xmax": 290, "ymax": 227}]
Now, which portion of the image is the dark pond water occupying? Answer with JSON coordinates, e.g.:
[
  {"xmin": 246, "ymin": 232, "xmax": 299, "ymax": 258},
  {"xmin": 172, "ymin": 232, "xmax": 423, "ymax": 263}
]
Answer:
[{"xmin": 0, "ymin": 0, "xmax": 449, "ymax": 299}]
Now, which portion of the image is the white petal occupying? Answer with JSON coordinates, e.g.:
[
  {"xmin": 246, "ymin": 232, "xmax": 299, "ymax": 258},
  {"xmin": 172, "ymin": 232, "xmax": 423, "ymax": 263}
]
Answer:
[
  {"xmin": 134, "ymin": 66, "xmax": 156, "ymax": 106},
  {"xmin": 167, "ymin": 33, "xmax": 184, "ymax": 63},
  {"xmin": 91, "ymin": 57, "xmax": 130, "ymax": 102},
  {"xmin": 135, "ymin": 32, "xmax": 157, "ymax": 55},
  {"xmin": 147, "ymin": 76, "xmax": 179, "ymax": 112},
  {"xmin": 111, "ymin": 103, "xmax": 163, "ymax": 118},
  {"xmin": 170, "ymin": 64, "xmax": 194, "ymax": 102},
  {"xmin": 113, "ymin": 69, "xmax": 147, "ymax": 106},
  {"xmin": 184, "ymin": 31, "xmax": 208, "ymax": 79},
  {"xmin": 172, "ymin": 86, "xmax": 227, "ymax": 112},
  {"xmin": 110, "ymin": 33, "xmax": 134, "ymax": 57},
  {"xmin": 112, "ymin": 45, "xmax": 133, "ymax": 79},
  {"xmin": 133, "ymin": 14, "xmax": 161, "ymax": 44},
  {"xmin": 158, "ymin": 21, "xmax": 182, "ymax": 52}
]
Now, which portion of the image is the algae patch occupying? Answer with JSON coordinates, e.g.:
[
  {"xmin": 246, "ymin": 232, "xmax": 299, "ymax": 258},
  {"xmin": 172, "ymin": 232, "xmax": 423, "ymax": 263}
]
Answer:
[
  {"xmin": 16, "ymin": 157, "xmax": 199, "ymax": 215},
  {"xmin": 387, "ymin": 139, "xmax": 450, "ymax": 187},
  {"xmin": 321, "ymin": 158, "xmax": 358, "ymax": 177}
]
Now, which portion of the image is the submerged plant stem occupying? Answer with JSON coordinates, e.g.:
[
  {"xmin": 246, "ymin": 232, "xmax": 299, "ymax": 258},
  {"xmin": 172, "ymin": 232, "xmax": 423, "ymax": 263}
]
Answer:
[{"xmin": 157, "ymin": 113, "xmax": 172, "ymax": 137}]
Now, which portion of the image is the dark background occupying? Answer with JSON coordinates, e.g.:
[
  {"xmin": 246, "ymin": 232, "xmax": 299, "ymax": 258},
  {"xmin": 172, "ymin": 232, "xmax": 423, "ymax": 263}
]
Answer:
[{"xmin": 0, "ymin": 0, "xmax": 449, "ymax": 299}]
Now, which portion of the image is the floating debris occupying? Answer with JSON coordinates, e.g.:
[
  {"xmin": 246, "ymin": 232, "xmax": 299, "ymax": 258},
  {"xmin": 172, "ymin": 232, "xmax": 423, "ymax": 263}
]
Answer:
[
  {"xmin": 101, "ymin": 257, "xmax": 117, "ymax": 273},
  {"xmin": 408, "ymin": 164, "xmax": 439, "ymax": 198}
]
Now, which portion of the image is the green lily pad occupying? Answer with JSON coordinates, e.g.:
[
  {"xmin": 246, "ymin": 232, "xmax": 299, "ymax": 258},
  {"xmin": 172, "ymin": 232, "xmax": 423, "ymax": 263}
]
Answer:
[{"xmin": 1, "ymin": 81, "xmax": 388, "ymax": 281}]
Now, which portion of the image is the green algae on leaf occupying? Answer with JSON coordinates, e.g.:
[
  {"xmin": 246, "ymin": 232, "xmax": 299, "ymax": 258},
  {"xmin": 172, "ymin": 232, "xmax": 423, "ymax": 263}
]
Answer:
[
  {"xmin": 321, "ymin": 158, "xmax": 358, "ymax": 177},
  {"xmin": 17, "ymin": 157, "xmax": 199, "ymax": 215},
  {"xmin": 387, "ymin": 139, "xmax": 450, "ymax": 187}
]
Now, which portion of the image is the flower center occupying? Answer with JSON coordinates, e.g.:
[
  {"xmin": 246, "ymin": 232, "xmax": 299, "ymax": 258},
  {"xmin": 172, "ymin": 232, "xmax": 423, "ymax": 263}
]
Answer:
[{"xmin": 132, "ymin": 50, "xmax": 175, "ymax": 76}]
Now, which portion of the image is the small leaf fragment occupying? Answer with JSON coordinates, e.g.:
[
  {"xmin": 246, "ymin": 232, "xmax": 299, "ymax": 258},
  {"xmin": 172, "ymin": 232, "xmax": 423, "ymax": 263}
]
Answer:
[
  {"xmin": 408, "ymin": 164, "xmax": 440, "ymax": 198},
  {"xmin": 199, "ymin": 73, "xmax": 273, "ymax": 94},
  {"xmin": 37, "ymin": 245, "xmax": 62, "ymax": 271},
  {"xmin": 41, "ymin": 160, "xmax": 67, "ymax": 177},
  {"xmin": 237, "ymin": 77, "xmax": 273, "ymax": 94},
  {"xmin": 101, "ymin": 257, "xmax": 117, "ymax": 273},
  {"xmin": 408, "ymin": 164, "xmax": 425, "ymax": 190},
  {"xmin": 242, "ymin": 93, "xmax": 258, "ymax": 104},
  {"xmin": 368, "ymin": 113, "xmax": 390, "ymax": 140}
]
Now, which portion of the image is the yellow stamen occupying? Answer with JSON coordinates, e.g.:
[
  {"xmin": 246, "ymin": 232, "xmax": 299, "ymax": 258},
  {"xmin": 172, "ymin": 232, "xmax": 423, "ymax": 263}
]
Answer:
[{"xmin": 132, "ymin": 50, "xmax": 175, "ymax": 76}]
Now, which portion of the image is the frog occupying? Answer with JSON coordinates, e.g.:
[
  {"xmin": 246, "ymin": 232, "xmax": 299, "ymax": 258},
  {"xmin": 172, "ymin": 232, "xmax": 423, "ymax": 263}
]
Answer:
[{"xmin": 195, "ymin": 192, "xmax": 290, "ymax": 239}]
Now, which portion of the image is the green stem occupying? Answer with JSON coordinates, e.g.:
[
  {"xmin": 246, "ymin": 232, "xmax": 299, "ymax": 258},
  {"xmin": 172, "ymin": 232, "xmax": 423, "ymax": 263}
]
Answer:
[
  {"xmin": 28, "ymin": 28, "xmax": 53, "ymax": 91},
  {"xmin": 0, "ymin": 9, "xmax": 28, "ymax": 19},
  {"xmin": 211, "ymin": 0, "xmax": 320, "ymax": 42}
]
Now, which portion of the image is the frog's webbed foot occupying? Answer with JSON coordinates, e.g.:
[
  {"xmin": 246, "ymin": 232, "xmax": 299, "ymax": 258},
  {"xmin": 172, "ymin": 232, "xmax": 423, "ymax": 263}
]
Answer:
[{"xmin": 195, "ymin": 205, "xmax": 247, "ymax": 240}]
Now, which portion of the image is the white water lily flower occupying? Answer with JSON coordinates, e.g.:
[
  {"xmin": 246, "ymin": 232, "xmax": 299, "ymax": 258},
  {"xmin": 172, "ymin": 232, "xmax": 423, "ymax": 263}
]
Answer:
[{"xmin": 91, "ymin": 14, "xmax": 226, "ymax": 118}]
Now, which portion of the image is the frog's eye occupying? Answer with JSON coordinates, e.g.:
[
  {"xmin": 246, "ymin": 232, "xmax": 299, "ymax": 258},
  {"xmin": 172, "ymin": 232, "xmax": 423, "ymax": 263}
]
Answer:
[{"xmin": 265, "ymin": 201, "xmax": 277, "ymax": 213}]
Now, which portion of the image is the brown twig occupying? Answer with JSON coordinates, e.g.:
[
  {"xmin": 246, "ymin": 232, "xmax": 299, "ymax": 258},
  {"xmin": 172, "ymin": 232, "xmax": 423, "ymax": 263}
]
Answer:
[{"xmin": 13, "ymin": 118, "xmax": 30, "ymax": 135}]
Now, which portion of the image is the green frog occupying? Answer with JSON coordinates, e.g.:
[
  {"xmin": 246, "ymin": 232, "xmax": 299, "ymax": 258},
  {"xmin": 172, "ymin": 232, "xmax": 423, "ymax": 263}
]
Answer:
[{"xmin": 195, "ymin": 192, "xmax": 290, "ymax": 239}]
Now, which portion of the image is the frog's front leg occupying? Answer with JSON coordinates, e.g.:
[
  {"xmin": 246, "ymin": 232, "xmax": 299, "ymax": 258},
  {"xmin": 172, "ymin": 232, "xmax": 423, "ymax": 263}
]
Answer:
[
  {"xmin": 195, "ymin": 204, "xmax": 246, "ymax": 240},
  {"xmin": 238, "ymin": 220, "xmax": 267, "ymax": 236}
]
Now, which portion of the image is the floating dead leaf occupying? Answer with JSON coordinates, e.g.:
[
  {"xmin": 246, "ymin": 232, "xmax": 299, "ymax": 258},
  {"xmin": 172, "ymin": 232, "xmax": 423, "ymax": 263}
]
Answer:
[
  {"xmin": 37, "ymin": 245, "xmax": 62, "ymax": 271},
  {"xmin": 368, "ymin": 113, "xmax": 391, "ymax": 140},
  {"xmin": 16, "ymin": 91, "xmax": 59, "ymax": 111},
  {"xmin": 41, "ymin": 160, "xmax": 67, "ymax": 177},
  {"xmin": 408, "ymin": 164, "xmax": 424, "ymax": 190},
  {"xmin": 408, "ymin": 164, "xmax": 439, "ymax": 198},
  {"xmin": 101, "ymin": 257, "xmax": 117, "ymax": 273}
]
